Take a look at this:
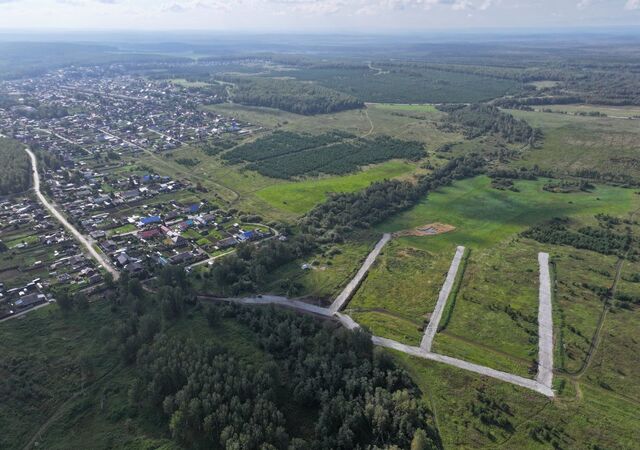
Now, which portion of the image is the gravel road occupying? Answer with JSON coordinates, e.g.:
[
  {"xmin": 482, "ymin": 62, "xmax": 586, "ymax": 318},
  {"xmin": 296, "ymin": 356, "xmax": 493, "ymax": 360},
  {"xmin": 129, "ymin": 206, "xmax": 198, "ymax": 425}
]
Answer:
[
  {"xmin": 329, "ymin": 233, "xmax": 391, "ymax": 314},
  {"xmin": 373, "ymin": 336, "xmax": 554, "ymax": 397},
  {"xmin": 537, "ymin": 252, "xmax": 554, "ymax": 389},
  {"xmin": 25, "ymin": 148, "xmax": 120, "ymax": 280},
  {"xmin": 191, "ymin": 236, "xmax": 556, "ymax": 398},
  {"xmin": 421, "ymin": 246, "xmax": 466, "ymax": 351}
]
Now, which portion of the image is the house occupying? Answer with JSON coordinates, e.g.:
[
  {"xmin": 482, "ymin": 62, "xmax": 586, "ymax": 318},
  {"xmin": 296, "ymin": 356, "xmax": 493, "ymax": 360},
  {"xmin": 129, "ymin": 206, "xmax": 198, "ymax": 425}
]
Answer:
[
  {"xmin": 125, "ymin": 261, "xmax": 144, "ymax": 274},
  {"xmin": 237, "ymin": 230, "xmax": 255, "ymax": 242},
  {"xmin": 138, "ymin": 228, "xmax": 163, "ymax": 240},
  {"xmin": 116, "ymin": 252, "xmax": 130, "ymax": 267},
  {"xmin": 169, "ymin": 252, "xmax": 193, "ymax": 265},
  {"xmin": 100, "ymin": 240, "xmax": 118, "ymax": 252},
  {"xmin": 120, "ymin": 189, "xmax": 140, "ymax": 201},
  {"xmin": 178, "ymin": 219, "xmax": 194, "ymax": 231},
  {"xmin": 171, "ymin": 235, "xmax": 188, "ymax": 247},
  {"xmin": 216, "ymin": 237, "xmax": 238, "ymax": 249},
  {"xmin": 13, "ymin": 293, "xmax": 46, "ymax": 310},
  {"xmin": 138, "ymin": 215, "xmax": 162, "ymax": 227},
  {"xmin": 89, "ymin": 230, "xmax": 106, "ymax": 240}
]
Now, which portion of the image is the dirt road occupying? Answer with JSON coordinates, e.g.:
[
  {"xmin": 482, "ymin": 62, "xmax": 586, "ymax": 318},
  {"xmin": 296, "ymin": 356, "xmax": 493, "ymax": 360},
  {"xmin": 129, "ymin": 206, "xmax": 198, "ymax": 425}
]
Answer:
[{"xmin": 24, "ymin": 148, "xmax": 120, "ymax": 280}]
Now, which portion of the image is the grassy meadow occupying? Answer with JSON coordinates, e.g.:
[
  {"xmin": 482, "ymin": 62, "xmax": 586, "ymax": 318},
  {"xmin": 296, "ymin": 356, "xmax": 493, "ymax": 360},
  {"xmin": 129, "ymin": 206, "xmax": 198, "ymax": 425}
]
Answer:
[{"xmin": 338, "ymin": 176, "xmax": 640, "ymax": 377}]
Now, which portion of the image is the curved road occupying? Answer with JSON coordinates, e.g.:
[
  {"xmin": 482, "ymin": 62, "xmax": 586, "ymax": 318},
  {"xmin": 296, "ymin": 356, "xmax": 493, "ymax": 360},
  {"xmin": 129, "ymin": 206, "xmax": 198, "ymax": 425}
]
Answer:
[
  {"xmin": 199, "ymin": 293, "xmax": 554, "ymax": 397},
  {"xmin": 199, "ymin": 237, "xmax": 554, "ymax": 398},
  {"xmin": 24, "ymin": 148, "xmax": 120, "ymax": 280}
]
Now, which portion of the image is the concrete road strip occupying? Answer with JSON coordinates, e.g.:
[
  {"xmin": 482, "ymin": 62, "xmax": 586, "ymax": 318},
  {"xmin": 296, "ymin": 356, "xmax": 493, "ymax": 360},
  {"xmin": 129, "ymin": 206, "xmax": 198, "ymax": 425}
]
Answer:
[
  {"xmin": 421, "ymin": 246, "xmax": 466, "ymax": 351},
  {"xmin": 537, "ymin": 252, "xmax": 554, "ymax": 389},
  {"xmin": 329, "ymin": 233, "xmax": 391, "ymax": 314}
]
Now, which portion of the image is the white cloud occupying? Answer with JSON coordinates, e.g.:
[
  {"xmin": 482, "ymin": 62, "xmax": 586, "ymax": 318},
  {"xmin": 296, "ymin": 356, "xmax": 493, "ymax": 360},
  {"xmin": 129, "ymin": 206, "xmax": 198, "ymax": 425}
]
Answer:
[{"xmin": 625, "ymin": 0, "xmax": 640, "ymax": 9}]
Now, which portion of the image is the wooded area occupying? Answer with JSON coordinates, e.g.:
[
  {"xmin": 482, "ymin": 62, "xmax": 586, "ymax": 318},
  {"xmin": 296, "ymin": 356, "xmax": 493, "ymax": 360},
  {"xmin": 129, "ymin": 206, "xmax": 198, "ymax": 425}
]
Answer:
[
  {"xmin": 0, "ymin": 138, "xmax": 30, "ymax": 195},
  {"xmin": 229, "ymin": 77, "xmax": 364, "ymax": 115}
]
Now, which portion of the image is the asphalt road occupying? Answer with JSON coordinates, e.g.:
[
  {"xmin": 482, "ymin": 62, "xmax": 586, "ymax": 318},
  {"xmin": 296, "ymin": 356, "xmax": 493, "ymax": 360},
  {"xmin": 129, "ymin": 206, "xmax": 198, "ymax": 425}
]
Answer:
[
  {"xmin": 24, "ymin": 147, "xmax": 120, "ymax": 280},
  {"xmin": 421, "ymin": 246, "xmax": 465, "ymax": 351}
]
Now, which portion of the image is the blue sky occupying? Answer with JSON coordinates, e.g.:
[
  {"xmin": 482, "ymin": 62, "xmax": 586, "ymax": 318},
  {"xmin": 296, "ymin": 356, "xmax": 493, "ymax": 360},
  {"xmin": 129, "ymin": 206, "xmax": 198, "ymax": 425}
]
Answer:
[{"xmin": 0, "ymin": 0, "xmax": 639, "ymax": 31}]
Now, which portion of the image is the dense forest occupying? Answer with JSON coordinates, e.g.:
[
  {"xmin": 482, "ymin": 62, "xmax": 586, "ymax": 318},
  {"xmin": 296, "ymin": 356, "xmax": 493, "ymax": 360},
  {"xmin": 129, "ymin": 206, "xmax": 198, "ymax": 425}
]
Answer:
[
  {"xmin": 98, "ymin": 268, "xmax": 439, "ymax": 449},
  {"xmin": 277, "ymin": 65, "xmax": 521, "ymax": 104},
  {"xmin": 437, "ymin": 104, "xmax": 539, "ymax": 144},
  {"xmin": 224, "ymin": 131, "xmax": 425, "ymax": 179},
  {"xmin": 228, "ymin": 77, "xmax": 364, "ymax": 115},
  {"xmin": 207, "ymin": 234, "xmax": 317, "ymax": 295},
  {"xmin": 0, "ymin": 138, "xmax": 31, "ymax": 195}
]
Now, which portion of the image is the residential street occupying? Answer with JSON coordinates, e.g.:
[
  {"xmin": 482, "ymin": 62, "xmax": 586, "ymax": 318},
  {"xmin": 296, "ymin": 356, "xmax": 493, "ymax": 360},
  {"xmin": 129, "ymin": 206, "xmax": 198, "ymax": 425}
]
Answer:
[{"xmin": 24, "ymin": 147, "xmax": 120, "ymax": 280}]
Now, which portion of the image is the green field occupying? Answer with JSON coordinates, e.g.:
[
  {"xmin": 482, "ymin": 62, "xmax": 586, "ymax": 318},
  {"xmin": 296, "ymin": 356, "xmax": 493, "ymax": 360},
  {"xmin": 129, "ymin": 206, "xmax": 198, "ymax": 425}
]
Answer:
[
  {"xmin": 255, "ymin": 160, "xmax": 414, "ymax": 214},
  {"xmin": 509, "ymin": 108, "xmax": 640, "ymax": 180},
  {"xmin": 348, "ymin": 238, "xmax": 456, "ymax": 345},
  {"xmin": 341, "ymin": 176, "xmax": 640, "ymax": 375}
]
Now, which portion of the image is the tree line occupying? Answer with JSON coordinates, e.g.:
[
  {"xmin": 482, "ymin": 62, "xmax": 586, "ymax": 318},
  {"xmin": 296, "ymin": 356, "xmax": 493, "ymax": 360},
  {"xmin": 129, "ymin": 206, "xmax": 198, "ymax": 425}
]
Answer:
[
  {"xmin": 0, "ymin": 138, "xmax": 31, "ymax": 195},
  {"xmin": 300, "ymin": 154, "xmax": 485, "ymax": 242},
  {"xmin": 522, "ymin": 217, "xmax": 631, "ymax": 256},
  {"xmin": 437, "ymin": 104, "xmax": 540, "ymax": 144}
]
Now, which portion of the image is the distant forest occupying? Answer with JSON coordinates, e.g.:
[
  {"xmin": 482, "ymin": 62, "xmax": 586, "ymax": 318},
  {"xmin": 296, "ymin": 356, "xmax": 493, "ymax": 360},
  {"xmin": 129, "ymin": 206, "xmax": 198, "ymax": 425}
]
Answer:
[
  {"xmin": 0, "ymin": 138, "xmax": 30, "ymax": 195},
  {"xmin": 228, "ymin": 77, "xmax": 364, "ymax": 115}
]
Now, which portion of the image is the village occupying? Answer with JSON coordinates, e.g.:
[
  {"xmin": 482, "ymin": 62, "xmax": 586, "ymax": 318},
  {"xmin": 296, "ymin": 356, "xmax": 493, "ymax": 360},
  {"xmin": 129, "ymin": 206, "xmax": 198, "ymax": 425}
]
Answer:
[
  {"xmin": 0, "ymin": 67, "xmax": 272, "ymax": 319},
  {"xmin": 0, "ymin": 197, "xmax": 102, "ymax": 320}
]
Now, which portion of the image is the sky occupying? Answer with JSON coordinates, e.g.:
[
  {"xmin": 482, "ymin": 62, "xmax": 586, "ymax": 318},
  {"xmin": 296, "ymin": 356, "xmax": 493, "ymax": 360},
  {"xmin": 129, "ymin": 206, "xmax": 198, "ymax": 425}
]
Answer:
[{"xmin": 0, "ymin": 0, "xmax": 639, "ymax": 32}]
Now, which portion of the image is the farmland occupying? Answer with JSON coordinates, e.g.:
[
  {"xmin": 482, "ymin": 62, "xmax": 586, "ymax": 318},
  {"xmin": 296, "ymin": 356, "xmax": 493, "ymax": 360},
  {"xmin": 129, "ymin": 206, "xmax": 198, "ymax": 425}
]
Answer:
[{"xmin": 2, "ymin": 35, "xmax": 640, "ymax": 450}]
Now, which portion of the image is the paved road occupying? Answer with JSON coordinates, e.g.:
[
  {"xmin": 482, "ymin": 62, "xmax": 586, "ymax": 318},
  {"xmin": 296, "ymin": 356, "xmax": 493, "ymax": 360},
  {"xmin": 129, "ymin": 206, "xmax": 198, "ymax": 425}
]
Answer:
[
  {"xmin": 329, "ymin": 233, "xmax": 391, "ymax": 313},
  {"xmin": 24, "ymin": 148, "xmax": 120, "ymax": 280},
  {"xmin": 169, "ymin": 231, "xmax": 556, "ymax": 397},
  {"xmin": 201, "ymin": 293, "xmax": 554, "ymax": 397},
  {"xmin": 373, "ymin": 336, "xmax": 554, "ymax": 397},
  {"xmin": 537, "ymin": 252, "xmax": 554, "ymax": 389},
  {"xmin": 421, "ymin": 246, "xmax": 466, "ymax": 351},
  {"xmin": 199, "ymin": 295, "xmax": 333, "ymax": 317}
]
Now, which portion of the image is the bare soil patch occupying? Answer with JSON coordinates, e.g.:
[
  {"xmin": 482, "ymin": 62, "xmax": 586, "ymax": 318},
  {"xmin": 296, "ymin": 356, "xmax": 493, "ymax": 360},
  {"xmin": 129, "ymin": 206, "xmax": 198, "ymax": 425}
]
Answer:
[{"xmin": 394, "ymin": 222, "xmax": 455, "ymax": 237}]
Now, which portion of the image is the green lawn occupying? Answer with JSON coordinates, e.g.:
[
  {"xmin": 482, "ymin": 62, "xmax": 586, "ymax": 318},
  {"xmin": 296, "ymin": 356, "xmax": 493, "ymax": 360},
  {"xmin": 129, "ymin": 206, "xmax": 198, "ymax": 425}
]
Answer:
[
  {"xmin": 377, "ymin": 176, "xmax": 638, "ymax": 251},
  {"xmin": 255, "ymin": 160, "xmax": 414, "ymax": 214}
]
